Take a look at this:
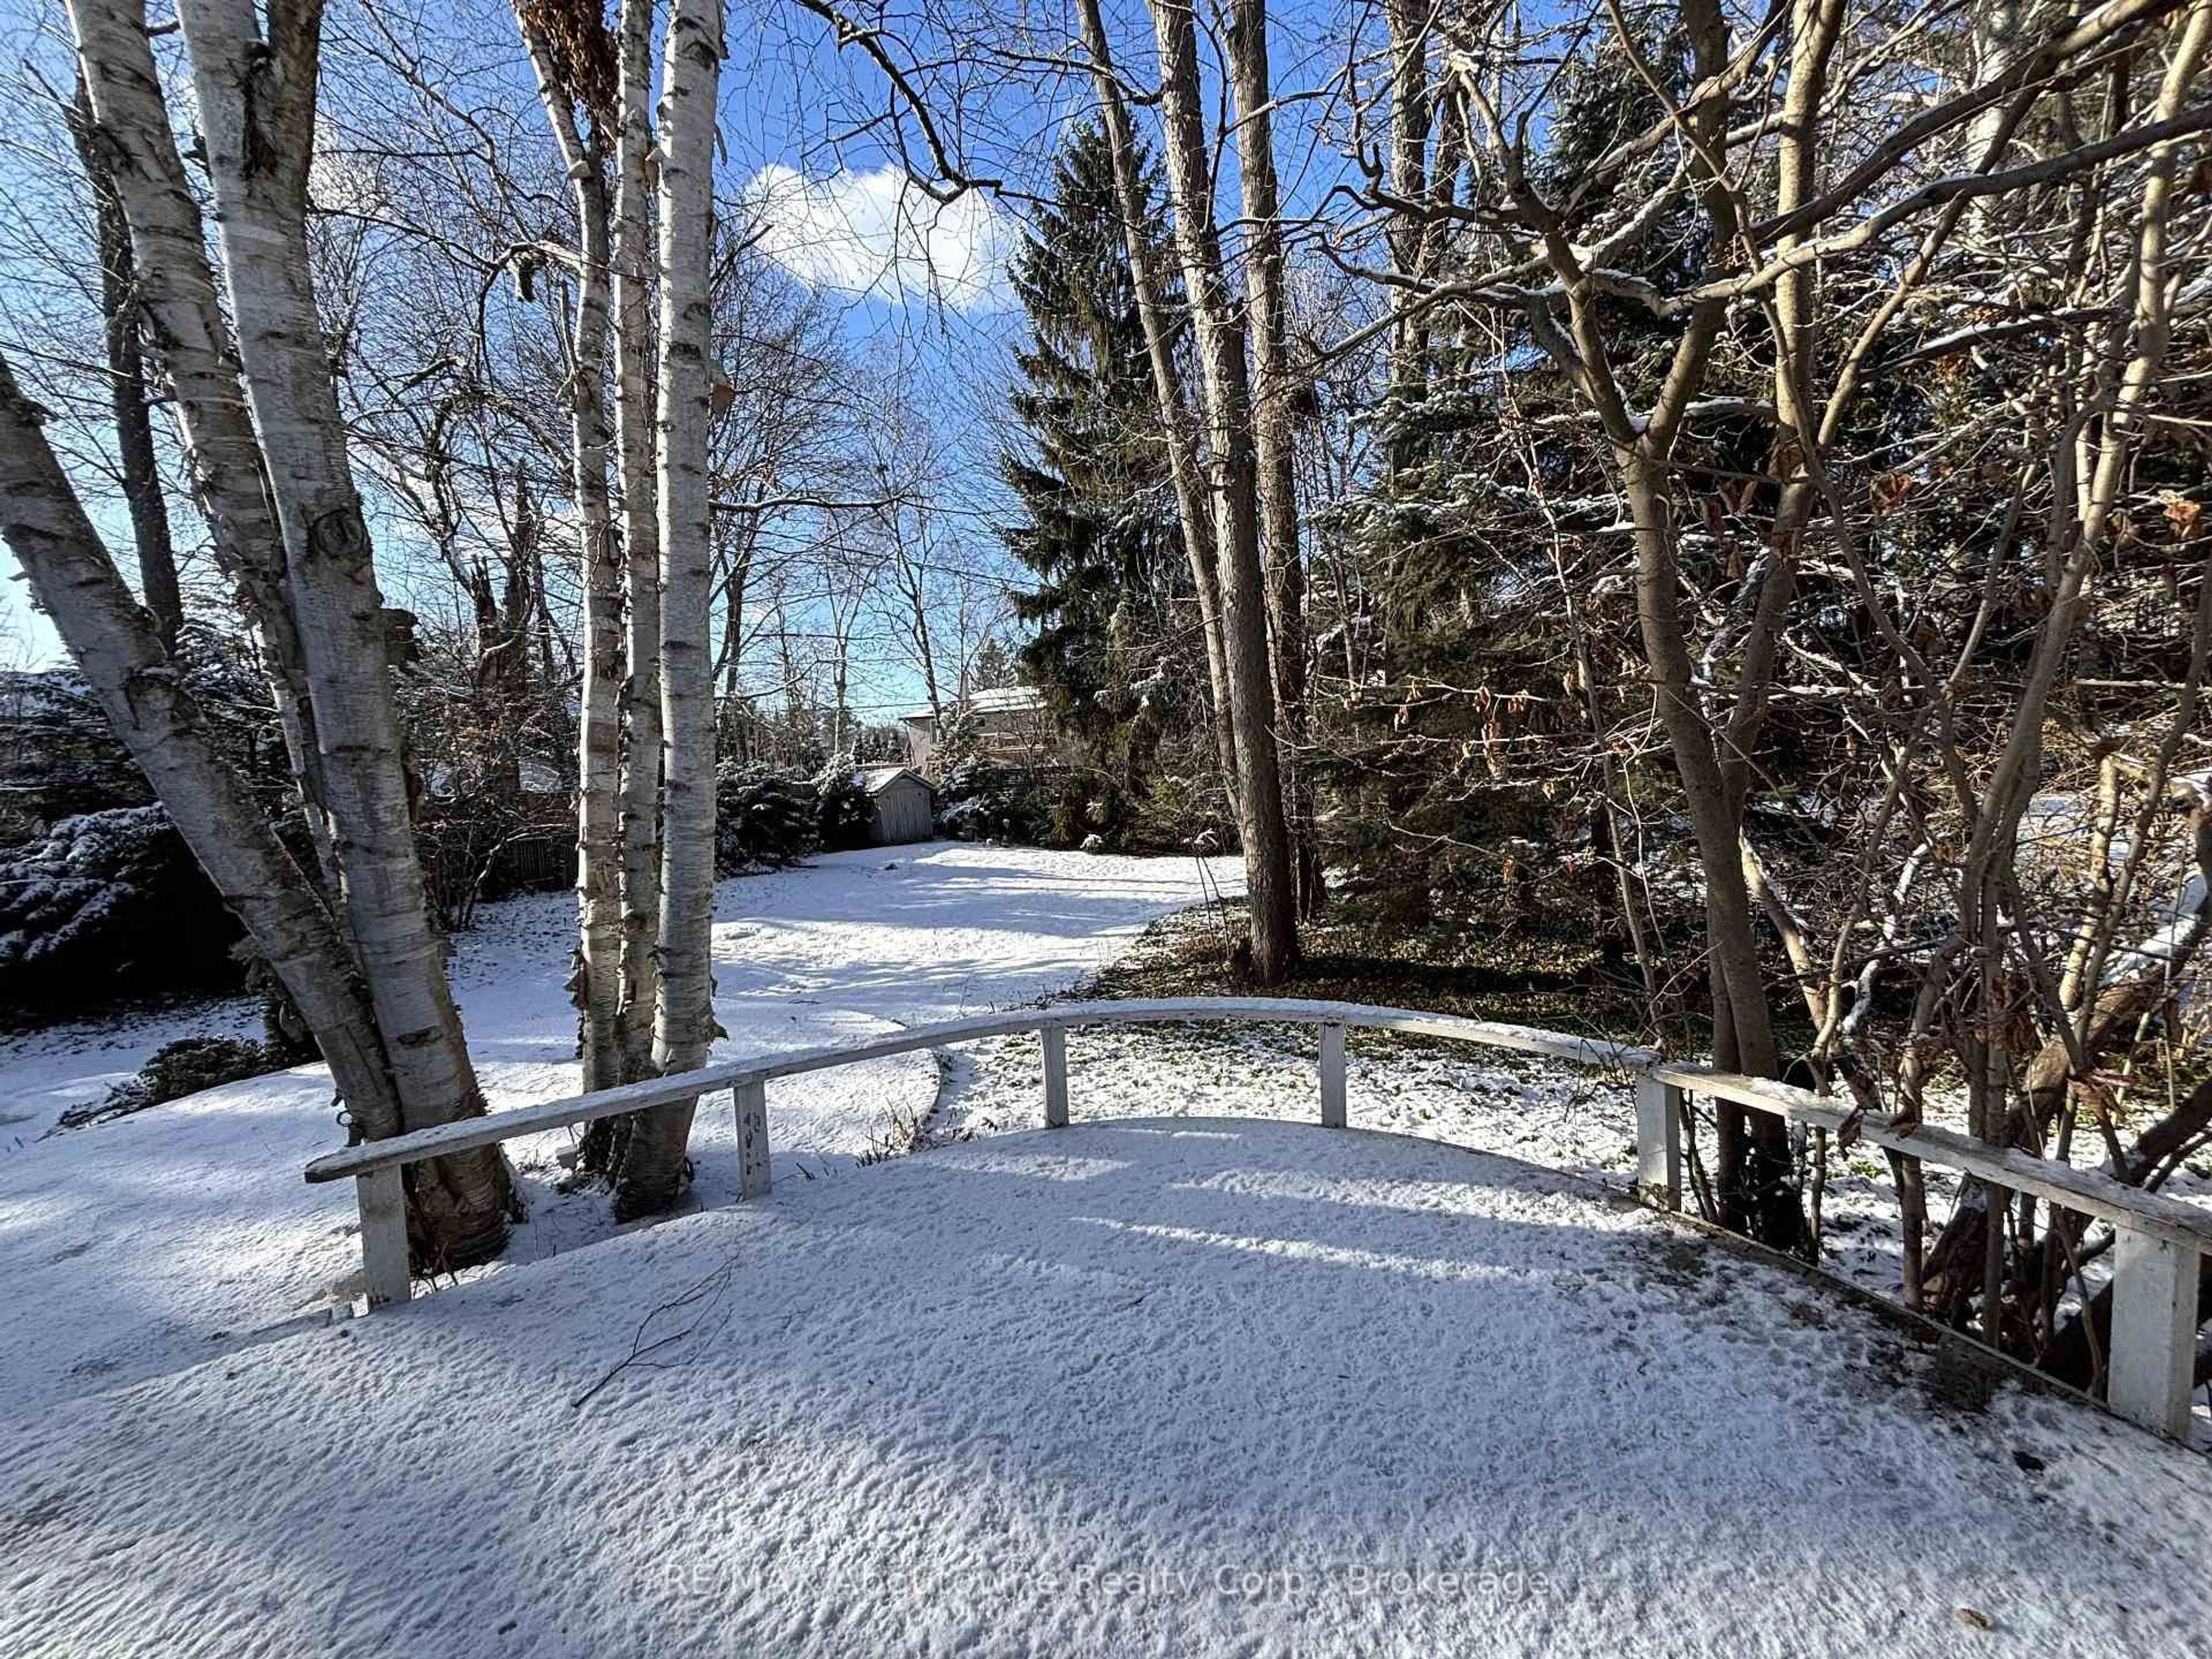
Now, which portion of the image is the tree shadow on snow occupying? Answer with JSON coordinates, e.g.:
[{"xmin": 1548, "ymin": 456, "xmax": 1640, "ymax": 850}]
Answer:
[{"xmin": 4, "ymin": 1116, "xmax": 2204, "ymax": 1658}]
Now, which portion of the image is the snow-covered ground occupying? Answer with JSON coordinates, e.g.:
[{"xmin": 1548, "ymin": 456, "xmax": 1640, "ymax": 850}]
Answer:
[
  {"xmin": 956, "ymin": 907, "xmax": 2212, "ymax": 1396},
  {"xmin": 6, "ymin": 1117, "xmax": 2207, "ymax": 1658},
  {"xmin": 6, "ymin": 843, "xmax": 2211, "ymax": 1657},
  {"xmin": 0, "ymin": 843, "xmax": 1235, "ymax": 1416},
  {"xmin": 949, "ymin": 1018, "xmax": 1940, "ymax": 1297}
]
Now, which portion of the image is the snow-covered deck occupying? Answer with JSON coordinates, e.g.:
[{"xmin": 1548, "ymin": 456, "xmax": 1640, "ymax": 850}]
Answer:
[
  {"xmin": 5, "ymin": 1117, "xmax": 2208, "ymax": 1657},
  {"xmin": 308, "ymin": 990, "xmax": 2212, "ymax": 1441}
]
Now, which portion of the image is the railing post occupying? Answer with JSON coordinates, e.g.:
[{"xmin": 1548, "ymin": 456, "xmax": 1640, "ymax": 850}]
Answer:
[
  {"xmin": 1319, "ymin": 1023, "xmax": 1347, "ymax": 1128},
  {"xmin": 357, "ymin": 1166, "xmax": 411, "ymax": 1311},
  {"xmin": 2107, "ymin": 1225, "xmax": 2199, "ymax": 1438},
  {"xmin": 1634, "ymin": 1072, "xmax": 1682, "ymax": 1211},
  {"xmin": 735, "ymin": 1079, "xmax": 770, "ymax": 1200},
  {"xmin": 1041, "ymin": 1022, "xmax": 1068, "ymax": 1128}
]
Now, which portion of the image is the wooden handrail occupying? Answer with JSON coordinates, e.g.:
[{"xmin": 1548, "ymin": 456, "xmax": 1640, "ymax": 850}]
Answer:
[
  {"xmin": 304, "ymin": 995, "xmax": 2207, "ymax": 1440},
  {"xmin": 1649, "ymin": 1060, "xmax": 2210, "ymax": 1438},
  {"xmin": 302, "ymin": 998, "xmax": 1656, "ymax": 1183},
  {"xmin": 1652, "ymin": 1063, "xmax": 2212, "ymax": 1252}
]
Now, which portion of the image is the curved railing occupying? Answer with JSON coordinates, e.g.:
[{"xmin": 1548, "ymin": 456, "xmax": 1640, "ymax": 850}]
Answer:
[{"xmin": 302, "ymin": 997, "xmax": 2212, "ymax": 1439}]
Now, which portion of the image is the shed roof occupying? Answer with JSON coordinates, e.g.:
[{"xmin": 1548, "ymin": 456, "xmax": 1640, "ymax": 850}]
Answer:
[{"xmin": 854, "ymin": 764, "xmax": 934, "ymax": 797}]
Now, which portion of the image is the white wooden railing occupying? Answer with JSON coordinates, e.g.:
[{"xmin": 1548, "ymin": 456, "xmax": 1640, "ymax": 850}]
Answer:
[{"xmin": 302, "ymin": 997, "xmax": 2212, "ymax": 1440}]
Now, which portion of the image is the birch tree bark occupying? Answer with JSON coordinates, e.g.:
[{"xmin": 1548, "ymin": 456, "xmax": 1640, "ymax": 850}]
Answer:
[
  {"xmin": 613, "ymin": 0, "xmax": 724, "ymax": 1219},
  {"xmin": 1073, "ymin": 0, "xmax": 1241, "ymax": 811},
  {"xmin": 613, "ymin": 0, "xmax": 665, "ymax": 1086},
  {"xmin": 517, "ymin": 5, "xmax": 625, "ymax": 1096},
  {"xmin": 66, "ymin": 0, "xmax": 334, "ymax": 882},
  {"xmin": 0, "ymin": 348, "xmax": 404, "ymax": 1150},
  {"xmin": 1144, "ymin": 0, "xmax": 1298, "ymax": 983},
  {"xmin": 66, "ymin": 78, "xmax": 181, "ymax": 653},
  {"xmin": 171, "ymin": 0, "xmax": 512, "ymax": 1261}
]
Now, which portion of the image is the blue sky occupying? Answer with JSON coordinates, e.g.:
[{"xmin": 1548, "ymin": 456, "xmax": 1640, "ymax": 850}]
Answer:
[
  {"xmin": 0, "ymin": 0, "xmax": 1050, "ymax": 681},
  {"xmin": 0, "ymin": 0, "xmax": 1375, "ymax": 707}
]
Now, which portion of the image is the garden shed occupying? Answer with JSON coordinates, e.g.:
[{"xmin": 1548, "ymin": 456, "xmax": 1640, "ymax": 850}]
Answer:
[{"xmin": 857, "ymin": 766, "xmax": 935, "ymax": 844}]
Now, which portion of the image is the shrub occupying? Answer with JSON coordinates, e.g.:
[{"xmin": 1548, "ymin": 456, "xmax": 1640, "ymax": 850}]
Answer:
[
  {"xmin": 937, "ymin": 762, "xmax": 1055, "ymax": 845},
  {"xmin": 1120, "ymin": 770, "xmax": 1233, "ymax": 854},
  {"xmin": 814, "ymin": 767, "xmax": 873, "ymax": 852},
  {"xmin": 715, "ymin": 768, "xmax": 819, "ymax": 873},
  {"xmin": 0, "ymin": 669, "xmax": 149, "ymax": 843},
  {"xmin": 66, "ymin": 1035, "xmax": 287, "ymax": 1128},
  {"xmin": 0, "ymin": 806, "xmax": 240, "ymax": 1016}
]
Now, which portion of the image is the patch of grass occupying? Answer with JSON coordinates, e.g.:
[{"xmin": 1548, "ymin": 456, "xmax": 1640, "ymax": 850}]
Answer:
[{"xmin": 1083, "ymin": 897, "xmax": 1659, "ymax": 1045}]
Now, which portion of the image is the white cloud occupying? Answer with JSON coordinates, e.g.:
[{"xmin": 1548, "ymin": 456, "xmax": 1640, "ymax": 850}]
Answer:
[{"xmin": 742, "ymin": 164, "xmax": 1013, "ymax": 311}]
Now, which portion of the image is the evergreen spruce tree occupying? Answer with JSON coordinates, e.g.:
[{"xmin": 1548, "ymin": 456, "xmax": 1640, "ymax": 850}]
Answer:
[
  {"xmin": 998, "ymin": 123, "xmax": 1192, "ymax": 844},
  {"xmin": 1313, "ymin": 28, "xmax": 1703, "ymax": 916},
  {"xmin": 968, "ymin": 633, "xmax": 1017, "ymax": 692}
]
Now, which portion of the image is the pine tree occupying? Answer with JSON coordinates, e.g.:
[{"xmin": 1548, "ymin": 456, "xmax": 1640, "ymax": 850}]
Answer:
[{"xmin": 998, "ymin": 123, "xmax": 1190, "ymax": 841}]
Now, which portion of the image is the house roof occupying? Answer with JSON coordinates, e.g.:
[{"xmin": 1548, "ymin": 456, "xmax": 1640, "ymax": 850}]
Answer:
[
  {"xmin": 966, "ymin": 685, "xmax": 1044, "ymax": 715},
  {"xmin": 898, "ymin": 685, "xmax": 1044, "ymax": 725},
  {"xmin": 854, "ymin": 764, "xmax": 934, "ymax": 797}
]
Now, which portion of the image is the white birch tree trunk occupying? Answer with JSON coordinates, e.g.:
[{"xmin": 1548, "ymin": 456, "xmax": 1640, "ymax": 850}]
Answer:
[
  {"xmin": 173, "ymin": 0, "xmax": 510, "ymax": 1262},
  {"xmin": 66, "ymin": 77, "xmax": 183, "ymax": 654},
  {"xmin": 613, "ymin": 0, "xmax": 665, "ymax": 1086},
  {"xmin": 517, "ymin": 12, "xmax": 625, "ymax": 1096},
  {"xmin": 613, "ymin": 0, "xmax": 722, "ymax": 1219},
  {"xmin": 66, "ymin": 0, "xmax": 336, "ymax": 886},
  {"xmin": 0, "ymin": 349, "xmax": 404, "ymax": 1147}
]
